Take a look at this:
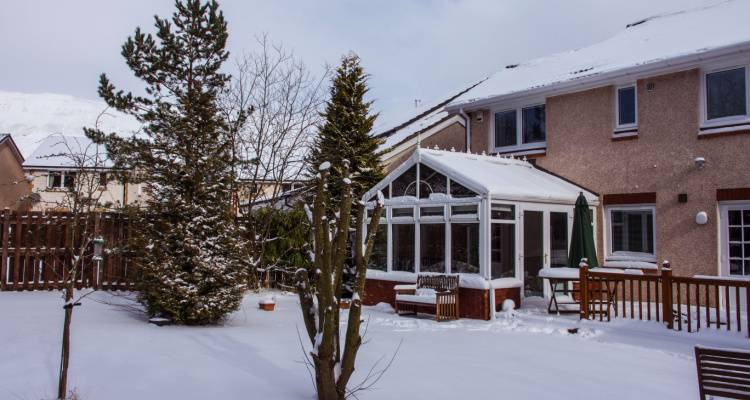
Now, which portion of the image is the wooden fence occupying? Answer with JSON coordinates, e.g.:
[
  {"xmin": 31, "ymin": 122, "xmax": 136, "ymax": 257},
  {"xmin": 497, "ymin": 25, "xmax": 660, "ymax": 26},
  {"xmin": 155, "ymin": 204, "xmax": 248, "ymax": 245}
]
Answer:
[
  {"xmin": 580, "ymin": 264, "xmax": 750, "ymax": 338},
  {"xmin": 0, "ymin": 210, "xmax": 134, "ymax": 291}
]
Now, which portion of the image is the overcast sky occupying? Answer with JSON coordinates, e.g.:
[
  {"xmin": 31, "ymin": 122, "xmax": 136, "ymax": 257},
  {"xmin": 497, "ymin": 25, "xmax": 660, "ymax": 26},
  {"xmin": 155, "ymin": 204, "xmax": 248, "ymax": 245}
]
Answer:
[{"xmin": 0, "ymin": 0, "xmax": 715, "ymax": 129}]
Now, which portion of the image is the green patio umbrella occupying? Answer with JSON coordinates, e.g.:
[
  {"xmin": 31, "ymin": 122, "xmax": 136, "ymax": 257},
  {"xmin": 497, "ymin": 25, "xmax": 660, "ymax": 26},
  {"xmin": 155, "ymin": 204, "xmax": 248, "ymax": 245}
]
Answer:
[{"xmin": 568, "ymin": 192, "xmax": 599, "ymax": 268}]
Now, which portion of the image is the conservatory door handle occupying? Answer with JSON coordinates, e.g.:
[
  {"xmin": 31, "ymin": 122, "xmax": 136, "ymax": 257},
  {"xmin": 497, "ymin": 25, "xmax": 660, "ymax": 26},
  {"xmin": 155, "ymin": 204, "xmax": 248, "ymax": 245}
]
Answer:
[{"xmin": 544, "ymin": 253, "xmax": 548, "ymax": 265}]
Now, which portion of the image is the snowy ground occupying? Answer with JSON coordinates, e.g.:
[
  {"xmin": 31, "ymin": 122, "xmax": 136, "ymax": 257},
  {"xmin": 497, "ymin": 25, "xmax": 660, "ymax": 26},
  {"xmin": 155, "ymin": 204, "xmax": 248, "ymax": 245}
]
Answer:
[{"xmin": 1, "ymin": 291, "xmax": 747, "ymax": 400}]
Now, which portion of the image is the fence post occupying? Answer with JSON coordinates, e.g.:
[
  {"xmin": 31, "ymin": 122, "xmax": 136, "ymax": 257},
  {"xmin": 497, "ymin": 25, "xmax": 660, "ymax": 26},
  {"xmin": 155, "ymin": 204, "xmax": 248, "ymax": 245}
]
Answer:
[
  {"xmin": 0, "ymin": 208, "xmax": 9, "ymax": 291},
  {"xmin": 661, "ymin": 261, "xmax": 673, "ymax": 330},
  {"xmin": 580, "ymin": 265, "xmax": 589, "ymax": 320}
]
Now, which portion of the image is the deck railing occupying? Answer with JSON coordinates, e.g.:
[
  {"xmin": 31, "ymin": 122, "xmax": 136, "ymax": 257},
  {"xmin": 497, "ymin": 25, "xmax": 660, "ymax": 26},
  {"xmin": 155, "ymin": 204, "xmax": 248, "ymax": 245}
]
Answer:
[{"xmin": 580, "ymin": 264, "xmax": 750, "ymax": 338}]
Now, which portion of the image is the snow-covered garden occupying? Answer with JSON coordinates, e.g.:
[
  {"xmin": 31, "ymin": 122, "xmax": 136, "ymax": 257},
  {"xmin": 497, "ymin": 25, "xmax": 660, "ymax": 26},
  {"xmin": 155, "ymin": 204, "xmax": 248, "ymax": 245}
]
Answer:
[{"xmin": 2, "ymin": 290, "xmax": 746, "ymax": 400}]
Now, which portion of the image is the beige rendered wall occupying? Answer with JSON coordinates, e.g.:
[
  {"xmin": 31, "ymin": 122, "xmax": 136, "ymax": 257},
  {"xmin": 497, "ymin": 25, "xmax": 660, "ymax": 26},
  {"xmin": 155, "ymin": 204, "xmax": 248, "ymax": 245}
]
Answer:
[
  {"xmin": 529, "ymin": 69, "xmax": 750, "ymax": 277},
  {"xmin": 27, "ymin": 170, "xmax": 145, "ymax": 211},
  {"xmin": 382, "ymin": 121, "xmax": 467, "ymax": 173},
  {"xmin": 0, "ymin": 144, "xmax": 30, "ymax": 210}
]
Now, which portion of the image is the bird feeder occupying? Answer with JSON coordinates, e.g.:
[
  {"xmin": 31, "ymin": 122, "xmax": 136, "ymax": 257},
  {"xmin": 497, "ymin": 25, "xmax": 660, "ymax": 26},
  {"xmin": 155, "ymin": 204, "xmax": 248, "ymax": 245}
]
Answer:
[{"xmin": 92, "ymin": 236, "xmax": 105, "ymax": 262}]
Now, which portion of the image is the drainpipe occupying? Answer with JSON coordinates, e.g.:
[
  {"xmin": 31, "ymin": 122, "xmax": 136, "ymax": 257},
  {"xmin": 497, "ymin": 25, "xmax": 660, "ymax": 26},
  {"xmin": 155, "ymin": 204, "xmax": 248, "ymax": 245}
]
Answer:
[{"xmin": 459, "ymin": 108, "xmax": 471, "ymax": 153}]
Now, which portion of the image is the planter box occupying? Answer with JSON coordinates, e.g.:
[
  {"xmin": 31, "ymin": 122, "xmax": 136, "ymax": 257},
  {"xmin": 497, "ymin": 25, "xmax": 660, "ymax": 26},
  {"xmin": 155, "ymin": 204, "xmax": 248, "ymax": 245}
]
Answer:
[
  {"xmin": 259, "ymin": 301, "xmax": 276, "ymax": 312},
  {"xmin": 339, "ymin": 300, "xmax": 351, "ymax": 309}
]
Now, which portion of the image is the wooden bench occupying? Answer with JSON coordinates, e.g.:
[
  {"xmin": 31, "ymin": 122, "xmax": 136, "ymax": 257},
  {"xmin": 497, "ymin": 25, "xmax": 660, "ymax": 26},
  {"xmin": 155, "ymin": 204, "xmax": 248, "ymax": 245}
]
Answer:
[
  {"xmin": 394, "ymin": 274, "xmax": 459, "ymax": 322},
  {"xmin": 695, "ymin": 346, "xmax": 750, "ymax": 399}
]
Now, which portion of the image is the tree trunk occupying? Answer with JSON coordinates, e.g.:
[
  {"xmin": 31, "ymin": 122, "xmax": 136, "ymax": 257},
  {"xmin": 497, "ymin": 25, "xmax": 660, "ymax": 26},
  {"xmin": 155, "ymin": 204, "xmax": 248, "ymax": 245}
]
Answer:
[{"xmin": 58, "ymin": 290, "xmax": 74, "ymax": 400}]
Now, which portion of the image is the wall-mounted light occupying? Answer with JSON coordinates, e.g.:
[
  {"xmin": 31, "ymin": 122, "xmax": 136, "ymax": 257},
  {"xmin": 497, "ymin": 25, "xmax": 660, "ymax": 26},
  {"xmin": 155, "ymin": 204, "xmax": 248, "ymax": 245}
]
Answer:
[
  {"xmin": 694, "ymin": 156, "xmax": 706, "ymax": 169},
  {"xmin": 695, "ymin": 211, "xmax": 708, "ymax": 225}
]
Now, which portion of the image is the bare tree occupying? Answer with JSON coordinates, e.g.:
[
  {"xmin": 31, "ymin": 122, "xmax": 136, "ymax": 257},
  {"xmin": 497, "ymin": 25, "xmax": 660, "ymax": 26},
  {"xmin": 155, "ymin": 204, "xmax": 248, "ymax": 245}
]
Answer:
[
  {"xmin": 296, "ymin": 160, "xmax": 385, "ymax": 400},
  {"xmin": 35, "ymin": 124, "xmax": 116, "ymax": 399},
  {"xmin": 221, "ymin": 34, "xmax": 328, "ymax": 287}
]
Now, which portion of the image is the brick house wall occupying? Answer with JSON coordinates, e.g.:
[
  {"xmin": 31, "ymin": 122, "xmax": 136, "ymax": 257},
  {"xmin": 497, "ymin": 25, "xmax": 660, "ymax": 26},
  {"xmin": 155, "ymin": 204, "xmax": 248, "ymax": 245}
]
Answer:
[{"xmin": 0, "ymin": 141, "xmax": 30, "ymax": 210}]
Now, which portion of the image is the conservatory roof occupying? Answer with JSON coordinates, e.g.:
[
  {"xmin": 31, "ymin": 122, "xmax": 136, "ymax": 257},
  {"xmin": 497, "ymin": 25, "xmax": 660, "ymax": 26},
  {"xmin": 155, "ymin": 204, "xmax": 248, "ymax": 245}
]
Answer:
[{"xmin": 364, "ymin": 148, "xmax": 598, "ymax": 205}]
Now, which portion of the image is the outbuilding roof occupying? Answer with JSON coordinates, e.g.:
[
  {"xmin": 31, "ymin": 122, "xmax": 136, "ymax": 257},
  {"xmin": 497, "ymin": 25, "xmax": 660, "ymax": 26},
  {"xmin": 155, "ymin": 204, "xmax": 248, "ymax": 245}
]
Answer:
[
  {"xmin": 448, "ymin": 1, "xmax": 750, "ymax": 110},
  {"xmin": 364, "ymin": 148, "xmax": 598, "ymax": 205},
  {"xmin": 22, "ymin": 135, "xmax": 112, "ymax": 170}
]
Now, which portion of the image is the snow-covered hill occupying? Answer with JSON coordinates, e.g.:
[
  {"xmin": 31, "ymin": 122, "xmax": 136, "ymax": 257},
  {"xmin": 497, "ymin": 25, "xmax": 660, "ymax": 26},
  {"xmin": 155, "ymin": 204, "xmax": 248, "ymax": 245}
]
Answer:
[{"xmin": 0, "ymin": 91, "xmax": 141, "ymax": 158}]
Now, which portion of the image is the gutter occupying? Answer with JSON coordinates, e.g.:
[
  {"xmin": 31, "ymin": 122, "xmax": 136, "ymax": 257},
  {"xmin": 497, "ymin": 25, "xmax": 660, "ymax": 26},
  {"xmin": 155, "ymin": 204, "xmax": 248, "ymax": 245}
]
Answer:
[
  {"xmin": 446, "ymin": 41, "xmax": 750, "ymax": 112},
  {"xmin": 459, "ymin": 108, "xmax": 471, "ymax": 152}
]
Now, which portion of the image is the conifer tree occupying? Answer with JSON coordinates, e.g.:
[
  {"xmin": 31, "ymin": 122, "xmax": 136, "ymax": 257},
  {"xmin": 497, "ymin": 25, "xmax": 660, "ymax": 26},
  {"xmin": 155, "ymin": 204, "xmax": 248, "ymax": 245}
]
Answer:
[
  {"xmin": 86, "ymin": 0, "xmax": 247, "ymax": 324},
  {"xmin": 308, "ymin": 54, "xmax": 384, "ymax": 205}
]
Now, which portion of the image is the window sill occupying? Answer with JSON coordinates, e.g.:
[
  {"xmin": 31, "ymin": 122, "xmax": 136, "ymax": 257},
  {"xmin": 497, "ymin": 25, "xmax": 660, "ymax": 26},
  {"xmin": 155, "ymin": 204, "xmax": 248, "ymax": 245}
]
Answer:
[
  {"xmin": 612, "ymin": 129, "xmax": 638, "ymax": 141},
  {"xmin": 698, "ymin": 123, "xmax": 750, "ymax": 139},
  {"xmin": 493, "ymin": 146, "xmax": 546, "ymax": 157}
]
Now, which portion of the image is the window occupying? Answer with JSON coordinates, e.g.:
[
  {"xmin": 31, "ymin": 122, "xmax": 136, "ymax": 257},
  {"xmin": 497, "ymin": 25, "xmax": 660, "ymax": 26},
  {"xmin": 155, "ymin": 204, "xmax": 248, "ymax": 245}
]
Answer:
[
  {"xmin": 48, "ymin": 172, "xmax": 62, "ymax": 188},
  {"xmin": 368, "ymin": 225, "xmax": 387, "ymax": 271},
  {"xmin": 451, "ymin": 223, "xmax": 479, "ymax": 274},
  {"xmin": 418, "ymin": 164, "xmax": 447, "ymax": 199},
  {"xmin": 419, "ymin": 206, "xmax": 444, "ymax": 218},
  {"xmin": 451, "ymin": 204, "xmax": 478, "ymax": 218},
  {"xmin": 727, "ymin": 207, "xmax": 750, "ymax": 276},
  {"xmin": 616, "ymin": 85, "xmax": 637, "ymax": 129},
  {"xmin": 392, "ymin": 224, "xmax": 415, "ymax": 272},
  {"xmin": 392, "ymin": 208, "xmax": 414, "ymax": 218},
  {"xmin": 99, "ymin": 172, "xmax": 109, "ymax": 187},
  {"xmin": 491, "ymin": 203, "xmax": 515, "ymax": 220},
  {"xmin": 420, "ymin": 224, "xmax": 445, "ymax": 273},
  {"xmin": 607, "ymin": 206, "xmax": 655, "ymax": 258},
  {"xmin": 391, "ymin": 164, "xmax": 417, "ymax": 197},
  {"xmin": 493, "ymin": 103, "xmax": 546, "ymax": 152},
  {"xmin": 705, "ymin": 67, "xmax": 747, "ymax": 121},
  {"xmin": 63, "ymin": 172, "xmax": 76, "ymax": 190},
  {"xmin": 47, "ymin": 171, "xmax": 75, "ymax": 190},
  {"xmin": 550, "ymin": 212, "xmax": 568, "ymax": 267},
  {"xmin": 449, "ymin": 179, "xmax": 476, "ymax": 198},
  {"xmin": 491, "ymin": 223, "xmax": 515, "ymax": 279}
]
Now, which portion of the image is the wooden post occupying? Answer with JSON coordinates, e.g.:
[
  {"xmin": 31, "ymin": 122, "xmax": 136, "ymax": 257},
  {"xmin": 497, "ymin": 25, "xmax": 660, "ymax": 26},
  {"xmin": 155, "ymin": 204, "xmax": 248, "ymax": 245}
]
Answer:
[
  {"xmin": 1, "ymin": 209, "xmax": 9, "ymax": 291},
  {"xmin": 661, "ymin": 261, "xmax": 673, "ymax": 330},
  {"xmin": 580, "ymin": 265, "xmax": 589, "ymax": 320}
]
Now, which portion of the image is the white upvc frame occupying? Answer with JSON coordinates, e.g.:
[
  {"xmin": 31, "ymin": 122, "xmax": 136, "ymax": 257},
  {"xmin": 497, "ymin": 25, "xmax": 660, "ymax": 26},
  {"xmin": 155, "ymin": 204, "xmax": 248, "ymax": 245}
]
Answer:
[
  {"xmin": 699, "ymin": 63, "xmax": 750, "ymax": 129},
  {"xmin": 718, "ymin": 201, "xmax": 750, "ymax": 278},
  {"xmin": 614, "ymin": 84, "xmax": 638, "ymax": 132},
  {"xmin": 489, "ymin": 98, "xmax": 547, "ymax": 154},
  {"xmin": 603, "ymin": 204, "xmax": 657, "ymax": 262}
]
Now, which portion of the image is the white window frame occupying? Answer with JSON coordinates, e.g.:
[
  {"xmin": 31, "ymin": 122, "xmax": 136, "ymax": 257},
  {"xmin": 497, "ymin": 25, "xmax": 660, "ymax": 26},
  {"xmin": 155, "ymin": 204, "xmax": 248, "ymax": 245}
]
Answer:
[
  {"xmin": 47, "ymin": 171, "xmax": 75, "ymax": 190},
  {"xmin": 614, "ymin": 84, "xmax": 637, "ymax": 132},
  {"xmin": 700, "ymin": 64, "xmax": 750, "ymax": 129},
  {"xmin": 604, "ymin": 204, "xmax": 657, "ymax": 262},
  {"xmin": 490, "ymin": 99, "xmax": 547, "ymax": 154},
  {"xmin": 719, "ymin": 201, "xmax": 750, "ymax": 277}
]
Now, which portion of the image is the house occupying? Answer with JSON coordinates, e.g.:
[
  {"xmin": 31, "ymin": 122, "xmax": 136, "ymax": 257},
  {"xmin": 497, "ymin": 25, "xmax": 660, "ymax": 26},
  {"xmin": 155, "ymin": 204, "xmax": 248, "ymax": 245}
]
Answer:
[
  {"xmin": 22, "ymin": 135, "xmax": 144, "ymax": 211},
  {"xmin": 0, "ymin": 134, "xmax": 31, "ymax": 210},
  {"xmin": 364, "ymin": 1, "xmax": 750, "ymax": 318}
]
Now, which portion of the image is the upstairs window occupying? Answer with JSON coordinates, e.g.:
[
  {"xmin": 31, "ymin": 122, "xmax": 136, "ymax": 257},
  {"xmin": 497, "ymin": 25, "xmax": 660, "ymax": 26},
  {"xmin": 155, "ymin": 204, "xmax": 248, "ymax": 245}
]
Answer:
[
  {"xmin": 616, "ymin": 85, "xmax": 637, "ymax": 130},
  {"xmin": 706, "ymin": 67, "xmax": 747, "ymax": 121},
  {"xmin": 493, "ymin": 103, "xmax": 546, "ymax": 152},
  {"xmin": 47, "ymin": 171, "xmax": 75, "ymax": 190}
]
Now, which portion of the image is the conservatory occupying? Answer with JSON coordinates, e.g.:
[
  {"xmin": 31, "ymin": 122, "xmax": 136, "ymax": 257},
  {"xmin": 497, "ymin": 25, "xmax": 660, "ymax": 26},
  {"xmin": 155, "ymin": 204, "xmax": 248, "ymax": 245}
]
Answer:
[{"xmin": 361, "ymin": 147, "xmax": 598, "ymax": 319}]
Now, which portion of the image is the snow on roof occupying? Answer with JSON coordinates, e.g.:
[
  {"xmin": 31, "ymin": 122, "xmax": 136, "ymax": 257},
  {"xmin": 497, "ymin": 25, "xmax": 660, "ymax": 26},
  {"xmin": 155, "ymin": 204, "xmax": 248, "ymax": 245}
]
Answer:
[
  {"xmin": 365, "ymin": 148, "xmax": 598, "ymax": 205},
  {"xmin": 449, "ymin": 1, "xmax": 750, "ymax": 109},
  {"xmin": 23, "ymin": 135, "xmax": 112, "ymax": 170},
  {"xmin": 0, "ymin": 91, "xmax": 141, "ymax": 158}
]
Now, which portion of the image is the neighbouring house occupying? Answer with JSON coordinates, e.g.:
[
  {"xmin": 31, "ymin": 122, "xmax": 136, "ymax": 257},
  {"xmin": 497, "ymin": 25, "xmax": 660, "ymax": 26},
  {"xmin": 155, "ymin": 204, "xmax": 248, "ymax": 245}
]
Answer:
[
  {"xmin": 0, "ymin": 134, "xmax": 31, "ymax": 210},
  {"xmin": 364, "ymin": 1, "xmax": 750, "ymax": 318},
  {"xmin": 22, "ymin": 135, "xmax": 144, "ymax": 211},
  {"xmin": 237, "ymin": 179, "xmax": 307, "ymax": 213}
]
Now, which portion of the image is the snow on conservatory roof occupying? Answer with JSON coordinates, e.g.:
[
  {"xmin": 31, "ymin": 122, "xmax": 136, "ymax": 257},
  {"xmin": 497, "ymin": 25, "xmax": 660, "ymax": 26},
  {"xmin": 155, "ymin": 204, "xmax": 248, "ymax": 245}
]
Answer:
[
  {"xmin": 363, "ymin": 148, "xmax": 598, "ymax": 206},
  {"xmin": 448, "ymin": 1, "xmax": 750, "ymax": 110}
]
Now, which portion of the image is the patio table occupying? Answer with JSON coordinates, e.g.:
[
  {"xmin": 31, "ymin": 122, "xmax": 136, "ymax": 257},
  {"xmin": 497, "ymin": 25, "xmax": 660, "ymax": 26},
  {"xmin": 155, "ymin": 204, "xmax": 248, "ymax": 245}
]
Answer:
[{"xmin": 538, "ymin": 268, "xmax": 582, "ymax": 314}]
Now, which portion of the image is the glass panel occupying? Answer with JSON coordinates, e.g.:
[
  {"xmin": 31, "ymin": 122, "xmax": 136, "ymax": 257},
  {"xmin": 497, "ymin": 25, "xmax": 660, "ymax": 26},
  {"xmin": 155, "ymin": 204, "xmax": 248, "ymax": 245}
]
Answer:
[
  {"xmin": 729, "ymin": 210, "xmax": 741, "ymax": 225},
  {"xmin": 744, "ymin": 209, "xmax": 750, "ymax": 224},
  {"xmin": 419, "ymin": 164, "xmax": 447, "ymax": 199},
  {"xmin": 392, "ymin": 224, "xmax": 415, "ymax": 272},
  {"xmin": 729, "ymin": 227, "xmax": 742, "ymax": 242},
  {"xmin": 617, "ymin": 86, "xmax": 636, "ymax": 126},
  {"xmin": 745, "ymin": 227, "xmax": 750, "ymax": 241},
  {"xmin": 491, "ymin": 223, "xmax": 515, "ymax": 279},
  {"xmin": 706, "ymin": 67, "xmax": 746, "ymax": 120},
  {"xmin": 63, "ymin": 172, "xmax": 76, "ymax": 190},
  {"xmin": 729, "ymin": 243, "xmax": 742, "ymax": 258},
  {"xmin": 522, "ymin": 105, "xmax": 546, "ymax": 144},
  {"xmin": 611, "ymin": 209, "xmax": 654, "ymax": 254},
  {"xmin": 745, "ymin": 260, "xmax": 750, "ymax": 276},
  {"xmin": 48, "ymin": 172, "xmax": 62, "ymax": 188},
  {"xmin": 391, "ymin": 164, "xmax": 417, "ymax": 198},
  {"xmin": 491, "ymin": 203, "xmax": 515, "ymax": 220},
  {"xmin": 449, "ymin": 179, "xmax": 476, "ymax": 198},
  {"xmin": 523, "ymin": 211, "xmax": 544, "ymax": 297},
  {"xmin": 550, "ymin": 212, "xmax": 568, "ymax": 268},
  {"xmin": 420, "ymin": 224, "xmax": 445, "ymax": 273},
  {"xmin": 729, "ymin": 259, "xmax": 743, "ymax": 275},
  {"xmin": 494, "ymin": 110, "xmax": 517, "ymax": 147},
  {"xmin": 451, "ymin": 223, "xmax": 479, "ymax": 274},
  {"xmin": 451, "ymin": 204, "xmax": 477, "ymax": 216},
  {"xmin": 420, "ymin": 206, "xmax": 444, "ymax": 218},
  {"xmin": 368, "ymin": 225, "xmax": 387, "ymax": 271},
  {"xmin": 392, "ymin": 208, "xmax": 413, "ymax": 218}
]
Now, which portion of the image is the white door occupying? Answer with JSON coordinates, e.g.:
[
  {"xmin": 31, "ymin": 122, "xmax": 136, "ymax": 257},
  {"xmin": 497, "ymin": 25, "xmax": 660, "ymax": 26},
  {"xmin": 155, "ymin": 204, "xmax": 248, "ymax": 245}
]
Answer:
[
  {"xmin": 519, "ymin": 205, "xmax": 574, "ymax": 298},
  {"xmin": 719, "ymin": 203, "xmax": 750, "ymax": 313}
]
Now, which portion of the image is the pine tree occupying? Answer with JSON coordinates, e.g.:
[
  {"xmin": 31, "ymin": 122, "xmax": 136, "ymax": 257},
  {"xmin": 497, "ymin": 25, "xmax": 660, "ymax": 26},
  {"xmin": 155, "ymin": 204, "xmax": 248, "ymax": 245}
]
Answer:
[
  {"xmin": 86, "ymin": 0, "xmax": 247, "ymax": 325},
  {"xmin": 308, "ymin": 54, "xmax": 384, "ymax": 205}
]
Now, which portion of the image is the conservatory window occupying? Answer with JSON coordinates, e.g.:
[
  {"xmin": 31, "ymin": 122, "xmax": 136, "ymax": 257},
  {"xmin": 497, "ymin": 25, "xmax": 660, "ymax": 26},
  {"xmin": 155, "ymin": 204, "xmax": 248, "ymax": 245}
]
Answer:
[
  {"xmin": 615, "ymin": 85, "xmax": 637, "ymax": 130},
  {"xmin": 705, "ymin": 66, "xmax": 747, "ymax": 121},
  {"xmin": 418, "ymin": 164, "xmax": 447, "ymax": 199},
  {"xmin": 491, "ymin": 203, "xmax": 515, "ymax": 220},
  {"xmin": 420, "ymin": 223, "xmax": 446, "ymax": 273},
  {"xmin": 392, "ymin": 207, "xmax": 414, "ymax": 219},
  {"xmin": 449, "ymin": 179, "xmax": 476, "ymax": 198},
  {"xmin": 491, "ymin": 223, "xmax": 515, "ymax": 279},
  {"xmin": 392, "ymin": 224, "xmax": 415, "ymax": 272},
  {"xmin": 391, "ymin": 164, "xmax": 417, "ymax": 197},
  {"xmin": 607, "ymin": 206, "xmax": 655, "ymax": 258},
  {"xmin": 368, "ymin": 224, "xmax": 387, "ymax": 271},
  {"xmin": 420, "ymin": 206, "xmax": 444, "ymax": 218},
  {"xmin": 451, "ymin": 204, "xmax": 478, "ymax": 218},
  {"xmin": 451, "ymin": 223, "xmax": 480, "ymax": 274},
  {"xmin": 550, "ymin": 212, "xmax": 569, "ymax": 268}
]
